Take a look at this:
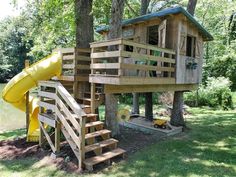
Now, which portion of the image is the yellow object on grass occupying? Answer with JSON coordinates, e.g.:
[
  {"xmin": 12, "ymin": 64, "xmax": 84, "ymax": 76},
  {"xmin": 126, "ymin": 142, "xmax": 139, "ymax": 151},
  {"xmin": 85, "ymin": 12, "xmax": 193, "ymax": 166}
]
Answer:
[
  {"xmin": 2, "ymin": 52, "xmax": 62, "ymax": 142},
  {"xmin": 153, "ymin": 119, "xmax": 167, "ymax": 128}
]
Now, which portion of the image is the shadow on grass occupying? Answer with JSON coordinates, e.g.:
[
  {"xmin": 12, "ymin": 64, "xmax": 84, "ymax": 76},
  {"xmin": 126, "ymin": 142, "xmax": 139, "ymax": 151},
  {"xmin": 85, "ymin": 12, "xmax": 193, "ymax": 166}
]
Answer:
[
  {"xmin": 0, "ymin": 128, "xmax": 26, "ymax": 141},
  {"xmin": 102, "ymin": 108, "xmax": 236, "ymax": 177}
]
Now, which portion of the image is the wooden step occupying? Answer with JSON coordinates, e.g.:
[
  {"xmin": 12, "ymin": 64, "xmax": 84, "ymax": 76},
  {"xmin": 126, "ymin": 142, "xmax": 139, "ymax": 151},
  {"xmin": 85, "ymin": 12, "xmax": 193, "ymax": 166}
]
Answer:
[
  {"xmin": 81, "ymin": 104, "xmax": 91, "ymax": 114},
  {"xmin": 38, "ymin": 113, "xmax": 56, "ymax": 127},
  {"xmin": 85, "ymin": 129, "xmax": 111, "ymax": 140},
  {"xmin": 84, "ymin": 138, "xmax": 118, "ymax": 153},
  {"xmin": 83, "ymin": 148, "xmax": 125, "ymax": 171},
  {"xmin": 85, "ymin": 121, "xmax": 103, "ymax": 129}
]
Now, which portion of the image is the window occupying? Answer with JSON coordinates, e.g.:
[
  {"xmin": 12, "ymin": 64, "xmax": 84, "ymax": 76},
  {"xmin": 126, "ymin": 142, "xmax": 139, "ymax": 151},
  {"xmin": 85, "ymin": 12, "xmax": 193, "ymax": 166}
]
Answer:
[
  {"xmin": 186, "ymin": 35, "xmax": 196, "ymax": 57},
  {"xmin": 147, "ymin": 25, "xmax": 159, "ymax": 45}
]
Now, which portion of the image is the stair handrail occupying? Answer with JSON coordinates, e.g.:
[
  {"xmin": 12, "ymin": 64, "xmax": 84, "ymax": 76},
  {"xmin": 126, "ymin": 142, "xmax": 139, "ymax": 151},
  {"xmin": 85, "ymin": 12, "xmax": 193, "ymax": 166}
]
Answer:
[{"xmin": 38, "ymin": 80, "xmax": 86, "ymax": 170}]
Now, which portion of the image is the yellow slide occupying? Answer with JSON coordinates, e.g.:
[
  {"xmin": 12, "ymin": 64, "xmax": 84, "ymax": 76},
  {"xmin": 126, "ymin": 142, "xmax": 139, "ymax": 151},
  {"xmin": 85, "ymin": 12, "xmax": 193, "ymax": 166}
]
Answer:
[{"xmin": 2, "ymin": 52, "xmax": 62, "ymax": 142}]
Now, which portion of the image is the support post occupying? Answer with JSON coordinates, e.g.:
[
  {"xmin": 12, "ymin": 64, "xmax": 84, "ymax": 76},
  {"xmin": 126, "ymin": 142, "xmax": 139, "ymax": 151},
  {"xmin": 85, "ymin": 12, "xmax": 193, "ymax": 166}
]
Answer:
[
  {"xmin": 91, "ymin": 83, "xmax": 96, "ymax": 114},
  {"xmin": 55, "ymin": 121, "xmax": 61, "ymax": 152},
  {"xmin": 25, "ymin": 60, "xmax": 30, "ymax": 135},
  {"xmin": 79, "ymin": 117, "xmax": 86, "ymax": 170}
]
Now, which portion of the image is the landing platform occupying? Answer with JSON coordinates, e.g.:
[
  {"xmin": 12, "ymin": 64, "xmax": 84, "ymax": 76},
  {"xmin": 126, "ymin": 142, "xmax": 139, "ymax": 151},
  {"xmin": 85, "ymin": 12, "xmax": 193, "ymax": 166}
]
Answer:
[{"xmin": 120, "ymin": 117, "xmax": 183, "ymax": 136}]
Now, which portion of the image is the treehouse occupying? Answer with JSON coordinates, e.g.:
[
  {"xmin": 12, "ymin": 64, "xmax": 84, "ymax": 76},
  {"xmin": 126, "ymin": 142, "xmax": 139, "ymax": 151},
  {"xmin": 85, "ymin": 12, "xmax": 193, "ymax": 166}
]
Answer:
[
  {"xmin": 22, "ymin": 7, "xmax": 213, "ymax": 171},
  {"xmin": 90, "ymin": 6, "xmax": 213, "ymax": 95}
]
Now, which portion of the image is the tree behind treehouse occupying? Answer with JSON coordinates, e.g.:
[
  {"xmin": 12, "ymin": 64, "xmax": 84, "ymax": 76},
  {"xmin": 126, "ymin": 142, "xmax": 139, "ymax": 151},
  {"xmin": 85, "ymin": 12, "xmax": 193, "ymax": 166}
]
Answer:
[
  {"xmin": 75, "ymin": 0, "xmax": 93, "ymax": 98},
  {"xmin": 170, "ymin": 0, "xmax": 198, "ymax": 127},
  {"xmin": 132, "ymin": 0, "xmax": 151, "ymax": 117},
  {"xmin": 105, "ymin": 0, "xmax": 125, "ymax": 136},
  {"xmin": 75, "ymin": 0, "xmax": 93, "ymax": 48}
]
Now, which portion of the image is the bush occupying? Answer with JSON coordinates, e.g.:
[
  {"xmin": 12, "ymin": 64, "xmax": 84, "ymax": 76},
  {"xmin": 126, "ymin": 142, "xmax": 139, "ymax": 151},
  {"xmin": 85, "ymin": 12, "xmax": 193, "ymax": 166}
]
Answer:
[
  {"xmin": 185, "ymin": 77, "xmax": 233, "ymax": 110},
  {"xmin": 0, "ymin": 64, "xmax": 12, "ymax": 83}
]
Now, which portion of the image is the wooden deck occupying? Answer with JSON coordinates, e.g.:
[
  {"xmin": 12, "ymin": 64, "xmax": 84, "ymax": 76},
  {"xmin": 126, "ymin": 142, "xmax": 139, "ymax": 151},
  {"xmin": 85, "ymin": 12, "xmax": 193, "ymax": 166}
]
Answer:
[{"xmin": 90, "ymin": 38, "xmax": 176, "ymax": 86}]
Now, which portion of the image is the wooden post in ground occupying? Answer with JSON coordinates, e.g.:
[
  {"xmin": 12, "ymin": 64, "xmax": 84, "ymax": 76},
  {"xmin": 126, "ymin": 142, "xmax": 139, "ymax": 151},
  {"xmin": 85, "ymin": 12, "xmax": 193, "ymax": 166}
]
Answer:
[
  {"xmin": 91, "ymin": 83, "xmax": 96, "ymax": 114},
  {"xmin": 25, "ymin": 60, "xmax": 30, "ymax": 135}
]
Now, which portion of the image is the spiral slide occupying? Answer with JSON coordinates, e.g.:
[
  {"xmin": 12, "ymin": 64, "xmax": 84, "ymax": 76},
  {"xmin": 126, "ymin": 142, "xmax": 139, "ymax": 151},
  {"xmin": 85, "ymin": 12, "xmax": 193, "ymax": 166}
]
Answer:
[{"xmin": 2, "ymin": 52, "xmax": 62, "ymax": 142}]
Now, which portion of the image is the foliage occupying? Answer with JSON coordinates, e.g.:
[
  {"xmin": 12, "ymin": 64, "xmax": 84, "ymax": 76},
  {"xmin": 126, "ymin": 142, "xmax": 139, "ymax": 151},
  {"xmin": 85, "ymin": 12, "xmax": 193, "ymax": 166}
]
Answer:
[
  {"xmin": 0, "ymin": 16, "xmax": 33, "ymax": 78},
  {"xmin": 185, "ymin": 77, "xmax": 233, "ymax": 109},
  {"xmin": 195, "ymin": 0, "xmax": 236, "ymax": 90}
]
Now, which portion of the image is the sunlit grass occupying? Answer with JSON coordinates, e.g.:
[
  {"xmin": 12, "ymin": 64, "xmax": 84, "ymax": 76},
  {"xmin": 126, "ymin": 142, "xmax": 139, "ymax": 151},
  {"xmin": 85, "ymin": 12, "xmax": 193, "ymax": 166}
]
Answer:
[{"xmin": 0, "ymin": 107, "xmax": 236, "ymax": 177}]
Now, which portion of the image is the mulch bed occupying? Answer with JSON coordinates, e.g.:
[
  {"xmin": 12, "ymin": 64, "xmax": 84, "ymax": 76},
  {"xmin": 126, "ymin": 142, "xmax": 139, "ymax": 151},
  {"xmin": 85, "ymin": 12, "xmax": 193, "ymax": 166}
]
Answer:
[{"xmin": 0, "ymin": 126, "xmax": 167, "ymax": 173}]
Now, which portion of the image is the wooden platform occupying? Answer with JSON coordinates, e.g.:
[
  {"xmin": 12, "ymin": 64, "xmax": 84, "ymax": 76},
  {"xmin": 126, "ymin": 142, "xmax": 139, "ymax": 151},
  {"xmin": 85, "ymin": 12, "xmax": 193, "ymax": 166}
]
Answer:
[{"xmin": 121, "ymin": 117, "xmax": 183, "ymax": 136}]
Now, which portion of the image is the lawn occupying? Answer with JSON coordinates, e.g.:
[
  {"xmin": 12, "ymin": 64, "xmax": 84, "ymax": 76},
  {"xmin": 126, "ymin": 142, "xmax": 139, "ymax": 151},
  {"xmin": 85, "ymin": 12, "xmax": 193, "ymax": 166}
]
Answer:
[{"xmin": 0, "ymin": 107, "xmax": 236, "ymax": 177}]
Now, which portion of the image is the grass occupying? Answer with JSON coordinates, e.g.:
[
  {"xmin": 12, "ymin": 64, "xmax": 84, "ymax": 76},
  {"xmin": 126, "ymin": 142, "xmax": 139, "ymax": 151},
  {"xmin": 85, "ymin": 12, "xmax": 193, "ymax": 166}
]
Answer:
[
  {"xmin": 0, "ymin": 107, "xmax": 236, "ymax": 177},
  {"xmin": 0, "ymin": 128, "xmax": 26, "ymax": 141}
]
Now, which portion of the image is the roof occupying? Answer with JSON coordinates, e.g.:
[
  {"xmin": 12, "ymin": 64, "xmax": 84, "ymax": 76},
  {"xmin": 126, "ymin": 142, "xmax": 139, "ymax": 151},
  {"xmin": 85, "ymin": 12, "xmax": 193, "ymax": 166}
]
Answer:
[{"xmin": 96, "ymin": 6, "xmax": 213, "ymax": 41}]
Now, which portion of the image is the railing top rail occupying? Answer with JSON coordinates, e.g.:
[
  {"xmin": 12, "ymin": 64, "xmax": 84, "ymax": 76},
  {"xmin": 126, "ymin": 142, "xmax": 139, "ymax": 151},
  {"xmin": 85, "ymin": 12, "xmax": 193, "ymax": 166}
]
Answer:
[
  {"xmin": 90, "ymin": 38, "xmax": 175, "ymax": 55},
  {"xmin": 57, "ymin": 83, "xmax": 86, "ymax": 118},
  {"xmin": 122, "ymin": 39, "xmax": 175, "ymax": 55},
  {"xmin": 38, "ymin": 81, "xmax": 86, "ymax": 118},
  {"xmin": 90, "ymin": 38, "xmax": 123, "ymax": 48}
]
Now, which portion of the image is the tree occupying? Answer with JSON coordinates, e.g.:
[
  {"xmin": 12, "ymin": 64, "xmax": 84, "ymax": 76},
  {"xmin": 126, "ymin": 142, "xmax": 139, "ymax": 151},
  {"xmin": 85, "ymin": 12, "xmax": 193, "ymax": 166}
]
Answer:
[
  {"xmin": 132, "ymin": 0, "xmax": 151, "ymax": 117},
  {"xmin": 105, "ymin": 0, "xmax": 125, "ymax": 136},
  {"xmin": 170, "ymin": 0, "xmax": 197, "ymax": 127},
  {"xmin": 140, "ymin": 0, "xmax": 150, "ymax": 15},
  {"xmin": 187, "ymin": 0, "xmax": 198, "ymax": 16},
  {"xmin": 75, "ymin": 0, "xmax": 93, "ymax": 48}
]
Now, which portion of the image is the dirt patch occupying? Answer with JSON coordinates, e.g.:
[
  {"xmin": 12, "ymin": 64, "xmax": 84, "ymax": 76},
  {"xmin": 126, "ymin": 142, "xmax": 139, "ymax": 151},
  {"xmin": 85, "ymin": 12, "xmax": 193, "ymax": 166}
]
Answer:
[{"xmin": 0, "ymin": 126, "xmax": 167, "ymax": 173}]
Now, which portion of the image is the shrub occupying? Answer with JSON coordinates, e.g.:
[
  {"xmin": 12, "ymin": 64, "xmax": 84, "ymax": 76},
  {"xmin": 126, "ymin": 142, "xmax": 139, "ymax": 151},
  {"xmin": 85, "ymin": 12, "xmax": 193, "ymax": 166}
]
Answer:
[
  {"xmin": 0, "ymin": 64, "xmax": 12, "ymax": 83},
  {"xmin": 185, "ymin": 77, "xmax": 233, "ymax": 109}
]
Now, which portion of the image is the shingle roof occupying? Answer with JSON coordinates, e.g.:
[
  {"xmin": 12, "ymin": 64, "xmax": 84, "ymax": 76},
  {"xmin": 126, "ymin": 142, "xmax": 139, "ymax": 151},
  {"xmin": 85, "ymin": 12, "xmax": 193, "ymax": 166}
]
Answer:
[{"xmin": 96, "ymin": 6, "xmax": 213, "ymax": 41}]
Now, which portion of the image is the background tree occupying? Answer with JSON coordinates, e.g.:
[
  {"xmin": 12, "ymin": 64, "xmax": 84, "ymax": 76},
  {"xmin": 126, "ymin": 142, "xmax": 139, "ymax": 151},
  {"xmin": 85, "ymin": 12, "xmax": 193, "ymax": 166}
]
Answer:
[
  {"xmin": 170, "ymin": 0, "xmax": 198, "ymax": 127},
  {"xmin": 132, "ymin": 0, "xmax": 151, "ymax": 117},
  {"xmin": 105, "ymin": 0, "xmax": 125, "ymax": 136},
  {"xmin": 75, "ymin": 0, "xmax": 93, "ymax": 48}
]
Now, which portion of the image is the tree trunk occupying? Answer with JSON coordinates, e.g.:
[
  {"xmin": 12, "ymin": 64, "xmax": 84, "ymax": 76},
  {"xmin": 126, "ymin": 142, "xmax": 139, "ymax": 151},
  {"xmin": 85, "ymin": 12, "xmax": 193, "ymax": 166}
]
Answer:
[
  {"xmin": 132, "ymin": 0, "xmax": 151, "ymax": 116},
  {"xmin": 145, "ymin": 92, "xmax": 153, "ymax": 121},
  {"xmin": 140, "ymin": 0, "xmax": 150, "ymax": 15},
  {"xmin": 75, "ymin": 0, "xmax": 93, "ymax": 48},
  {"xmin": 170, "ymin": 0, "xmax": 197, "ymax": 127},
  {"xmin": 105, "ymin": 94, "xmax": 120, "ymax": 136},
  {"xmin": 141, "ymin": 0, "xmax": 153, "ymax": 120},
  {"xmin": 132, "ymin": 93, "xmax": 139, "ymax": 115},
  {"xmin": 187, "ymin": 0, "xmax": 197, "ymax": 16},
  {"xmin": 105, "ymin": 0, "xmax": 125, "ymax": 136},
  {"xmin": 170, "ymin": 91, "xmax": 185, "ymax": 126},
  {"xmin": 75, "ymin": 0, "xmax": 94, "ymax": 98}
]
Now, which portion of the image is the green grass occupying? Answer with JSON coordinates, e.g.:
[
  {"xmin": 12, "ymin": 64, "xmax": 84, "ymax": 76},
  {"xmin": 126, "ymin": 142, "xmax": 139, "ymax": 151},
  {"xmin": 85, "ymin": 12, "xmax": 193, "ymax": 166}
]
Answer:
[
  {"xmin": 0, "ymin": 128, "xmax": 26, "ymax": 141},
  {"xmin": 0, "ymin": 107, "xmax": 236, "ymax": 177}
]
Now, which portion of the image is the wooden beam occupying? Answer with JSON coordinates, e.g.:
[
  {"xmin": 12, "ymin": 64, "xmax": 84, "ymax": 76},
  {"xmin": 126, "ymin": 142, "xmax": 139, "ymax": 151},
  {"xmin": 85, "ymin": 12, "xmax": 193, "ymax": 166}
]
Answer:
[
  {"xmin": 91, "ymin": 63, "xmax": 120, "ymax": 69},
  {"xmin": 121, "ymin": 63, "xmax": 175, "ymax": 72},
  {"xmin": 39, "ymin": 121, "xmax": 56, "ymax": 153},
  {"xmin": 121, "ymin": 51, "xmax": 175, "ymax": 63},
  {"xmin": 89, "ymin": 76, "xmax": 175, "ymax": 85},
  {"xmin": 104, "ymin": 84, "xmax": 198, "ymax": 93},
  {"xmin": 90, "ymin": 83, "xmax": 96, "ymax": 114},
  {"xmin": 122, "ymin": 39, "xmax": 175, "ymax": 54},
  {"xmin": 55, "ymin": 121, "xmax": 61, "ymax": 152},
  {"xmin": 90, "ymin": 38, "xmax": 122, "ymax": 48},
  {"xmin": 91, "ymin": 51, "xmax": 121, "ymax": 59}
]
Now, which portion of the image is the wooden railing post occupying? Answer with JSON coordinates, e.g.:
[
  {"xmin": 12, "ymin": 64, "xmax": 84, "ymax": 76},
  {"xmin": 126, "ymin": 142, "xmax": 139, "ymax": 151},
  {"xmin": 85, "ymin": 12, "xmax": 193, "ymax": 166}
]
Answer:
[
  {"xmin": 118, "ymin": 43, "xmax": 124, "ymax": 76},
  {"xmin": 91, "ymin": 83, "xmax": 96, "ymax": 114},
  {"xmin": 79, "ymin": 116, "xmax": 86, "ymax": 170},
  {"xmin": 25, "ymin": 60, "xmax": 30, "ymax": 135},
  {"xmin": 55, "ymin": 86, "xmax": 61, "ymax": 153}
]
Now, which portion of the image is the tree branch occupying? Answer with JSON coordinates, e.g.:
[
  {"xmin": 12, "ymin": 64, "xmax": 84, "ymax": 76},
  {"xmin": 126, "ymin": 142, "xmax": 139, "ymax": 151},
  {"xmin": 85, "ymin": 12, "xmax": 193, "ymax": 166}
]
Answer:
[{"xmin": 125, "ymin": 0, "xmax": 139, "ymax": 16}]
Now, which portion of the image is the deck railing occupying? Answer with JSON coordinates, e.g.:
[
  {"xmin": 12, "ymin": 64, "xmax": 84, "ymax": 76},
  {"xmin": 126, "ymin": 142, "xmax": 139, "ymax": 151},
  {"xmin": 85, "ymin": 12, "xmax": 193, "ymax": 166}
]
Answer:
[
  {"xmin": 90, "ymin": 38, "xmax": 176, "ymax": 85},
  {"xmin": 38, "ymin": 81, "xmax": 86, "ymax": 170}
]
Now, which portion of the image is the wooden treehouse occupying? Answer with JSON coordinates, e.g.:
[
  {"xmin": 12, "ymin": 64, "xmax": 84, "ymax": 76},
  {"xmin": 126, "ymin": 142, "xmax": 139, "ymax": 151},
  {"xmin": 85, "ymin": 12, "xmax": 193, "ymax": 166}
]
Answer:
[{"xmin": 37, "ymin": 7, "xmax": 213, "ymax": 171}]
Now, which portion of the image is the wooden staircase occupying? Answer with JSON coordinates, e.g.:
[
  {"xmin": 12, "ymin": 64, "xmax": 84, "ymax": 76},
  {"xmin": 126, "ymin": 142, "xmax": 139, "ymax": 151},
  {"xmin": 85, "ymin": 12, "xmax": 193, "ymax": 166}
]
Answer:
[
  {"xmin": 38, "ymin": 81, "xmax": 125, "ymax": 171},
  {"xmin": 80, "ymin": 88, "xmax": 125, "ymax": 171}
]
